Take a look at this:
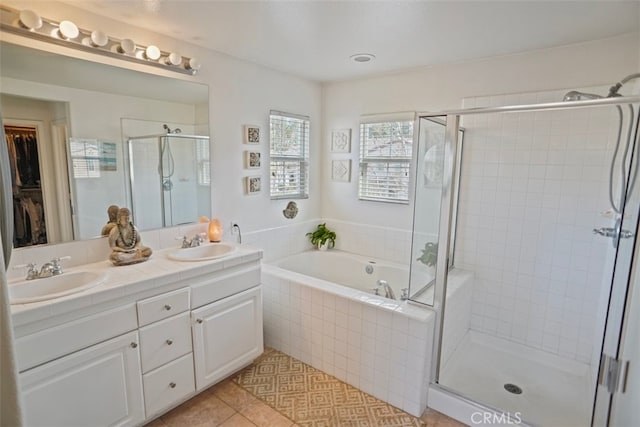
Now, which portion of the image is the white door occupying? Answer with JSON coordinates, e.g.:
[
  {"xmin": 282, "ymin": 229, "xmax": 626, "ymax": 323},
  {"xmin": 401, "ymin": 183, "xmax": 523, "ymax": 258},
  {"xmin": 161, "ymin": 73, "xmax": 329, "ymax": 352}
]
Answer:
[
  {"xmin": 20, "ymin": 331, "xmax": 144, "ymax": 427},
  {"xmin": 192, "ymin": 286, "xmax": 263, "ymax": 390}
]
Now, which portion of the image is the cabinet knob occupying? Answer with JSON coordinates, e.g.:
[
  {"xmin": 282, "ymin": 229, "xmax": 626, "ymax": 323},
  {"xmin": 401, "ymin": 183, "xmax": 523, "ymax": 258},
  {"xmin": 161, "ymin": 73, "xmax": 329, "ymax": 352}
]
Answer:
[
  {"xmin": 166, "ymin": 339, "xmax": 174, "ymax": 345},
  {"xmin": 164, "ymin": 304, "xmax": 172, "ymax": 311},
  {"xmin": 130, "ymin": 342, "xmax": 138, "ymax": 348},
  {"xmin": 169, "ymin": 382, "xmax": 176, "ymax": 389},
  {"xmin": 196, "ymin": 318, "xmax": 203, "ymax": 324}
]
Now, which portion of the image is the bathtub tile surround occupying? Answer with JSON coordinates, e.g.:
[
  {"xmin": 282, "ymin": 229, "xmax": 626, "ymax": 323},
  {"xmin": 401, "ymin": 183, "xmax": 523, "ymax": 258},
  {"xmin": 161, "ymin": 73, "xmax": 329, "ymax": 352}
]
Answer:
[
  {"xmin": 239, "ymin": 218, "xmax": 413, "ymax": 264},
  {"xmin": 261, "ymin": 266, "xmax": 434, "ymax": 416},
  {"xmin": 327, "ymin": 219, "xmax": 413, "ymax": 265}
]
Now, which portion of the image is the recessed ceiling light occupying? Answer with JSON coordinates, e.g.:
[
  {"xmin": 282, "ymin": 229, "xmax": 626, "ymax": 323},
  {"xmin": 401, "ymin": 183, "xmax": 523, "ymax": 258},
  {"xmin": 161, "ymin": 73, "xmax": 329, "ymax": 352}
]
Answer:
[{"xmin": 350, "ymin": 53, "xmax": 375, "ymax": 63}]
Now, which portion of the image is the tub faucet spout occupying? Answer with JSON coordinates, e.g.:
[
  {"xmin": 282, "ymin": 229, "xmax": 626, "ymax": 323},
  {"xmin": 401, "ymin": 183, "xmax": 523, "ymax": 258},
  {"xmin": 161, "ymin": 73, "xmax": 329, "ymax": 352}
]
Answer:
[{"xmin": 376, "ymin": 279, "xmax": 395, "ymax": 300}]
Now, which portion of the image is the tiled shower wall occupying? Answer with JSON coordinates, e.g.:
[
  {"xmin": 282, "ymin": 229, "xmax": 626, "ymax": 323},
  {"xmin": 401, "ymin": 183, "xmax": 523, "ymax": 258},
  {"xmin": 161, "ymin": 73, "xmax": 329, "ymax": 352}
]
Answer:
[{"xmin": 454, "ymin": 88, "xmax": 619, "ymax": 363}]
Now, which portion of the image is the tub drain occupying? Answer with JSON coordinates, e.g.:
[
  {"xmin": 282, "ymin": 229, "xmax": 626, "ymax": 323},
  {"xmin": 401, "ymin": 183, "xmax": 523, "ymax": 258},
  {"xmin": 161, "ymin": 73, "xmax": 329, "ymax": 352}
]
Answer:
[{"xmin": 504, "ymin": 383, "xmax": 522, "ymax": 395}]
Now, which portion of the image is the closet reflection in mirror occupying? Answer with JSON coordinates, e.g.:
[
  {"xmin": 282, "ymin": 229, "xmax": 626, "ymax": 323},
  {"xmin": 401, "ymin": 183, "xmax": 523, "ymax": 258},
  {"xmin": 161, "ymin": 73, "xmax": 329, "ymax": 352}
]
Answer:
[{"xmin": 0, "ymin": 42, "xmax": 210, "ymax": 244}]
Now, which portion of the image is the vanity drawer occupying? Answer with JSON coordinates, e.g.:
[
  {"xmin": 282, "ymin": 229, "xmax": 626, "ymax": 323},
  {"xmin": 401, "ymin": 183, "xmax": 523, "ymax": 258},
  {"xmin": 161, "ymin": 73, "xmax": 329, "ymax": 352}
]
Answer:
[
  {"xmin": 137, "ymin": 287, "xmax": 190, "ymax": 326},
  {"xmin": 139, "ymin": 312, "xmax": 192, "ymax": 373},
  {"xmin": 143, "ymin": 353, "xmax": 195, "ymax": 417}
]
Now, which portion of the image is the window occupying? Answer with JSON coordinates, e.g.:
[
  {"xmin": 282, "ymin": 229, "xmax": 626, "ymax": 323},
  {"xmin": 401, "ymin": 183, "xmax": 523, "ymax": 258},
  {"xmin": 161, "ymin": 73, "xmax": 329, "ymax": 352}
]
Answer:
[
  {"xmin": 359, "ymin": 119, "xmax": 413, "ymax": 203},
  {"xmin": 196, "ymin": 139, "xmax": 210, "ymax": 186},
  {"xmin": 69, "ymin": 138, "xmax": 100, "ymax": 178},
  {"xmin": 269, "ymin": 110, "xmax": 309, "ymax": 199}
]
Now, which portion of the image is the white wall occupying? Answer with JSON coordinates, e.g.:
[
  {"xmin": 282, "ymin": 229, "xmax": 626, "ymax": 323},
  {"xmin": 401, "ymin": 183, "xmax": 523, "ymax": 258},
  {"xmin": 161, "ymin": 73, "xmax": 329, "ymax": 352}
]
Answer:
[{"xmin": 321, "ymin": 33, "xmax": 639, "ymax": 229}]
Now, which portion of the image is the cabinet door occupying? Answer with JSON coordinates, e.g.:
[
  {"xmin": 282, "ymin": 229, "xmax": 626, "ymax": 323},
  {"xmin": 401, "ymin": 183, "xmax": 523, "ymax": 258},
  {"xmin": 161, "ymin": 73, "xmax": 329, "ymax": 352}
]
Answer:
[
  {"xmin": 20, "ymin": 331, "xmax": 145, "ymax": 427},
  {"xmin": 192, "ymin": 286, "xmax": 263, "ymax": 390}
]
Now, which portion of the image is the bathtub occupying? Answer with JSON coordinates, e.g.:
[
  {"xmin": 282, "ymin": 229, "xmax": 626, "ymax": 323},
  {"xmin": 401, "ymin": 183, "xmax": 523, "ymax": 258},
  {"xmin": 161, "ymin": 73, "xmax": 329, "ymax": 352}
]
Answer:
[
  {"xmin": 261, "ymin": 249, "xmax": 473, "ymax": 417},
  {"xmin": 274, "ymin": 250, "xmax": 425, "ymax": 299}
]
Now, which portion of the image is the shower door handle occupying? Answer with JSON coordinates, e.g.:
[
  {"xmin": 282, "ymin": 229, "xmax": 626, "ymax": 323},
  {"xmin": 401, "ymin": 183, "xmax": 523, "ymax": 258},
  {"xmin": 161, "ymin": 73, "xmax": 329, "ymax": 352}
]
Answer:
[
  {"xmin": 593, "ymin": 227, "xmax": 635, "ymax": 239},
  {"xmin": 593, "ymin": 227, "xmax": 618, "ymax": 237}
]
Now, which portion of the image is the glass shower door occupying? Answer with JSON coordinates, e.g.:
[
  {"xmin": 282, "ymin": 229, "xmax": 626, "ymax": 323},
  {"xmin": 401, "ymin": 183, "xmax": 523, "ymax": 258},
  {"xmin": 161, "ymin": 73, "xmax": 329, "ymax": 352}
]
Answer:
[
  {"xmin": 427, "ymin": 98, "xmax": 640, "ymax": 427},
  {"xmin": 592, "ymin": 104, "xmax": 640, "ymax": 425}
]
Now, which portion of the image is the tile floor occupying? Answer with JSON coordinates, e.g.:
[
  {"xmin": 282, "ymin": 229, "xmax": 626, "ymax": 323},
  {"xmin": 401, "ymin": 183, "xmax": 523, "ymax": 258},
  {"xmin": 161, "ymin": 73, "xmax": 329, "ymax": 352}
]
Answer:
[{"xmin": 145, "ymin": 350, "xmax": 464, "ymax": 427}]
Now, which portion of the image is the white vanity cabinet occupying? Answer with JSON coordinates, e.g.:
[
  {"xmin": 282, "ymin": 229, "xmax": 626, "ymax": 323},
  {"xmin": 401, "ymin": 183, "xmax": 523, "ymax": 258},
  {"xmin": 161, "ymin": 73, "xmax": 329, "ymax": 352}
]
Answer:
[
  {"xmin": 12, "ymin": 249, "xmax": 263, "ymax": 426},
  {"xmin": 20, "ymin": 331, "xmax": 145, "ymax": 427},
  {"xmin": 192, "ymin": 286, "xmax": 263, "ymax": 390},
  {"xmin": 137, "ymin": 287, "xmax": 196, "ymax": 418}
]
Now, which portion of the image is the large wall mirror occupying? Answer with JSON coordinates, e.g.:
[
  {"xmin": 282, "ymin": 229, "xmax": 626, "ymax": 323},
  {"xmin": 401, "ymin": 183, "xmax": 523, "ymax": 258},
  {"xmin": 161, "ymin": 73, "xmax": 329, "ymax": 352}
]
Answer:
[{"xmin": 0, "ymin": 42, "xmax": 210, "ymax": 248}]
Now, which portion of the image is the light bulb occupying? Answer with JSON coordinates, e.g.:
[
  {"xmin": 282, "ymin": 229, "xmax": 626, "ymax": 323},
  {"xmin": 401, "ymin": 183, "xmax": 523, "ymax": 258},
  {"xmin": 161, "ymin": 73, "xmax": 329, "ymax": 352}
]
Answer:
[
  {"xmin": 165, "ymin": 52, "xmax": 182, "ymax": 66},
  {"xmin": 145, "ymin": 45, "xmax": 161, "ymax": 60},
  {"xmin": 18, "ymin": 10, "xmax": 42, "ymax": 30},
  {"xmin": 58, "ymin": 20, "xmax": 79, "ymax": 40},
  {"xmin": 118, "ymin": 38, "xmax": 136, "ymax": 55},
  {"xmin": 90, "ymin": 30, "xmax": 108, "ymax": 47},
  {"xmin": 187, "ymin": 57, "xmax": 201, "ymax": 71}
]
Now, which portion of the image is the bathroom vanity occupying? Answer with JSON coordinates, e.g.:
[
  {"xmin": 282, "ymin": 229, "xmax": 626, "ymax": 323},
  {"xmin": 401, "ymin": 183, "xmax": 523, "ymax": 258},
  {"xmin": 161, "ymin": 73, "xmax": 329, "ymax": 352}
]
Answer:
[{"xmin": 9, "ymin": 245, "xmax": 263, "ymax": 426}]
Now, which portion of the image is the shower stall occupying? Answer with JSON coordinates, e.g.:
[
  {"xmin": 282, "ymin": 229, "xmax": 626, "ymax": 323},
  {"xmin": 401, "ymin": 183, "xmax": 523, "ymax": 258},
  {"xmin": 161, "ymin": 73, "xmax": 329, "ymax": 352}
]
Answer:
[
  {"xmin": 126, "ymin": 129, "xmax": 210, "ymax": 230},
  {"xmin": 409, "ymin": 92, "xmax": 640, "ymax": 426}
]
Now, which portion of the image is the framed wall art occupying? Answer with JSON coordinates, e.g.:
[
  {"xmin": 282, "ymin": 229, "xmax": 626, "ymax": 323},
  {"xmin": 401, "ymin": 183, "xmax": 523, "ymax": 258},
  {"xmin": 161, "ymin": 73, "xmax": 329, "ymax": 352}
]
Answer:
[
  {"xmin": 245, "ymin": 175, "xmax": 262, "ymax": 195},
  {"xmin": 243, "ymin": 125, "xmax": 260, "ymax": 144},
  {"xmin": 331, "ymin": 128, "xmax": 351, "ymax": 153},
  {"xmin": 331, "ymin": 159, "xmax": 351, "ymax": 182},
  {"xmin": 244, "ymin": 151, "xmax": 261, "ymax": 169}
]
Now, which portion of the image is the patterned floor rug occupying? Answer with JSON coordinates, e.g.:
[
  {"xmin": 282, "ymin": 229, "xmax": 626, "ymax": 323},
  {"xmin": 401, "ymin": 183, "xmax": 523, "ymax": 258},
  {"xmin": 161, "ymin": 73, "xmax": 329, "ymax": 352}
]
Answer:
[{"xmin": 233, "ymin": 349, "xmax": 426, "ymax": 427}]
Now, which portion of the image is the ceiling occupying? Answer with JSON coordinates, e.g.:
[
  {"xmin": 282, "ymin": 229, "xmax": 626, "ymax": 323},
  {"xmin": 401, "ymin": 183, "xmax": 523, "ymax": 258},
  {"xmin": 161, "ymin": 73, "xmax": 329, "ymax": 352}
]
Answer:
[{"xmin": 68, "ymin": 0, "xmax": 639, "ymax": 83}]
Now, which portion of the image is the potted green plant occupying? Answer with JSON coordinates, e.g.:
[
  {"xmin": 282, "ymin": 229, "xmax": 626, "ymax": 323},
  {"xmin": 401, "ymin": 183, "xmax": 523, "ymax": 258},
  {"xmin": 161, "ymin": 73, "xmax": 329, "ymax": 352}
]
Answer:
[
  {"xmin": 306, "ymin": 223, "xmax": 336, "ymax": 251},
  {"xmin": 416, "ymin": 242, "xmax": 438, "ymax": 267}
]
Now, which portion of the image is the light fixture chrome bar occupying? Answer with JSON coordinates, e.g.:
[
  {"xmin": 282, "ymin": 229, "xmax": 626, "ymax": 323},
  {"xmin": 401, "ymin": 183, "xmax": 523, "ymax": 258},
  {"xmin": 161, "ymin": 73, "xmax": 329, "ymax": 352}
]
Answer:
[{"xmin": 0, "ymin": 5, "xmax": 200, "ymax": 76}]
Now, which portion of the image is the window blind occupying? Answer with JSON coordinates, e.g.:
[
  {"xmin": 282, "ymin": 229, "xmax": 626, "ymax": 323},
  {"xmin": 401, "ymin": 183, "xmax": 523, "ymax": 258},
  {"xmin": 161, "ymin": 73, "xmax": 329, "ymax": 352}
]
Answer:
[
  {"xmin": 359, "ymin": 120, "xmax": 413, "ymax": 203},
  {"xmin": 196, "ymin": 139, "xmax": 210, "ymax": 186},
  {"xmin": 270, "ymin": 111, "xmax": 309, "ymax": 199},
  {"xmin": 69, "ymin": 139, "xmax": 100, "ymax": 178}
]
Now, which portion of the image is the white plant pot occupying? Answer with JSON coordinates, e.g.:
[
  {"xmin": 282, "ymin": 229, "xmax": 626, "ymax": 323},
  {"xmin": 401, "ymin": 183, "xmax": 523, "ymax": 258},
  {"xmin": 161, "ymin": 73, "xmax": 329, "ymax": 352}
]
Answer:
[{"xmin": 317, "ymin": 241, "xmax": 329, "ymax": 251}]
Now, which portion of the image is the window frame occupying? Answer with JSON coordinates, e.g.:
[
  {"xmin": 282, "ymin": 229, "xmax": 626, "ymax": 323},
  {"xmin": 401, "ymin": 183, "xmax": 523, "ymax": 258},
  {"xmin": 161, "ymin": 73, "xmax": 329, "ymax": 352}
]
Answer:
[
  {"xmin": 358, "ymin": 117, "xmax": 414, "ymax": 204},
  {"xmin": 269, "ymin": 110, "xmax": 310, "ymax": 200}
]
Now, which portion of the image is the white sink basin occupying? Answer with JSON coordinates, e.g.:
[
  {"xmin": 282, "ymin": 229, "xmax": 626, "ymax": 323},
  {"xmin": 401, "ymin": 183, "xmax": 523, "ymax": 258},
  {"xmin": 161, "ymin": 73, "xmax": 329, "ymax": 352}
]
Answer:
[
  {"xmin": 9, "ymin": 271, "xmax": 107, "ymax": 305},
  {"xmin": 167, "ymin": 243, "xmax": 237, "ymax": 262}
]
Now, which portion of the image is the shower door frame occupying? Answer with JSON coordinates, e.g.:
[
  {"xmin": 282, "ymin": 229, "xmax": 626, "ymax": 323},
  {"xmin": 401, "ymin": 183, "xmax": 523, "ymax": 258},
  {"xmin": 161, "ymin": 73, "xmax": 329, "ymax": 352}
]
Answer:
[
  {"xmin": 419, "ymin": 95, "xmax": 640, "ymax": 425},
  {"xmin": 126, "ymin": 133, "xmax": 210, "ymax": 228}
]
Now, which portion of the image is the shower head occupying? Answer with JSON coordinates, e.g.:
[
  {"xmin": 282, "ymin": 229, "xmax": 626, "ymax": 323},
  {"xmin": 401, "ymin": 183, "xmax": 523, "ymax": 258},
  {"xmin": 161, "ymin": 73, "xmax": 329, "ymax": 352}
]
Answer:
[
  {"xmin": 562, "ymin": 90, "xmax": 603, "ymax": 102},
  {"xmin": 162, "ymin": 124, "xmax": 182, "ymax": 134}
]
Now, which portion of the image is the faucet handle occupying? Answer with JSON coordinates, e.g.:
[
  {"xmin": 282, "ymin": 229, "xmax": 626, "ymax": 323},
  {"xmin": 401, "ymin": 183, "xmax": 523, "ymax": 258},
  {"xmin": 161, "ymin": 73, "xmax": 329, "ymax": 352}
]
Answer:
[
  {"xmin": 14, "ymin": 263, "xmax": 39, "ymax": 280},
  {"xmin": 50, "ymin": 256, "xmax": 71, "ymax": 275},
  {"xmin": 177, "ymin": 236, "xmax": 190, "ymax": 248}
]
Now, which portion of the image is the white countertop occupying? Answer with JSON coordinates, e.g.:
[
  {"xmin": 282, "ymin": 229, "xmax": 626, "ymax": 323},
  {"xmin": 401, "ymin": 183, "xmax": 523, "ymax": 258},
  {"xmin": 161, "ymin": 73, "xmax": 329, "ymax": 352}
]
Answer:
[{"xmin": 10, "ymin": 243, "xmax": 263, "ymax": 328}]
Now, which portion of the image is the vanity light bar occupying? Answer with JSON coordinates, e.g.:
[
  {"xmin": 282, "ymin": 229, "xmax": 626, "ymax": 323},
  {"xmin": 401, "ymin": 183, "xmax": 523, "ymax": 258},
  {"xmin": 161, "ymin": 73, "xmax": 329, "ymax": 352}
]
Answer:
[{"xmin": 0, "ymin": 5, "xmax": 201, "ymax": 76}]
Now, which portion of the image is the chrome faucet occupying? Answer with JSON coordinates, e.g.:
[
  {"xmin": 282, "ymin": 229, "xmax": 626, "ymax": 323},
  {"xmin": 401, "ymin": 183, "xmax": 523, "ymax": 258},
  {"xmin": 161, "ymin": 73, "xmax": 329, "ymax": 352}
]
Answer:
[
  {"xmin": 181, "ymin": 233, "xmax": 206, "ymax": 248},
  {"xmin": 376, "ymin": 279, "xmax": 396, "ymax": 300},
  {"xmin": 39, "ymin": 257, "xmax": 67, "ymax": 278},
  {"xmin": 16, "ymin": 257, "xmax": 69, "ymax": 280}
]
